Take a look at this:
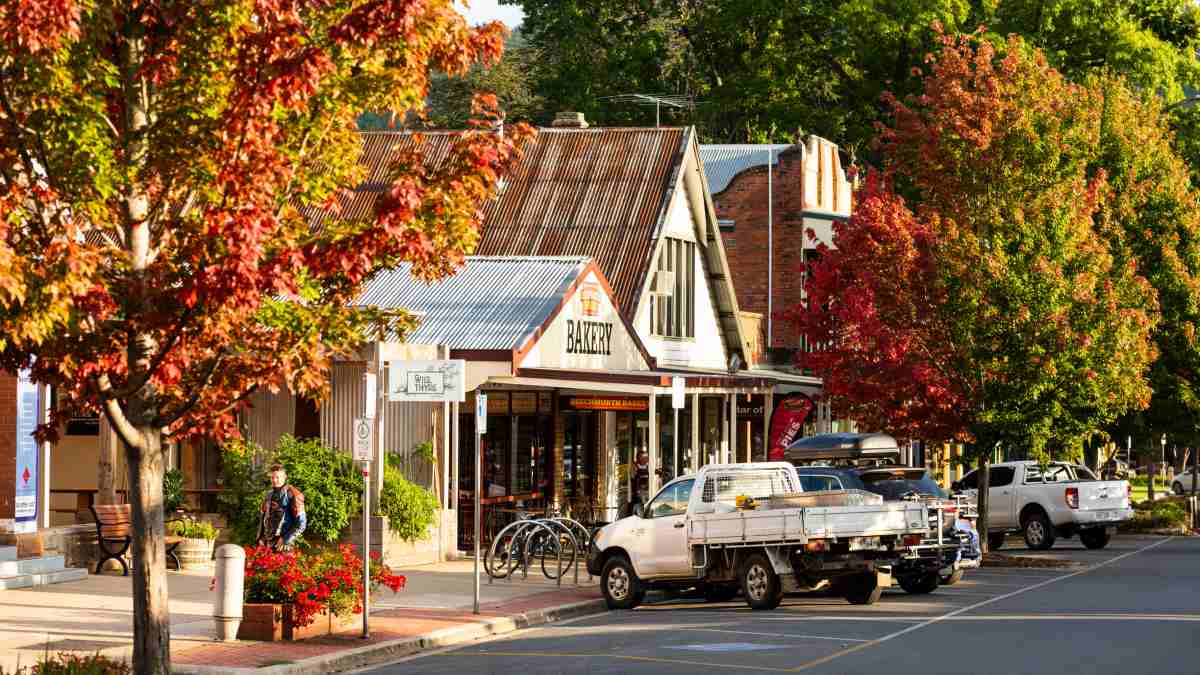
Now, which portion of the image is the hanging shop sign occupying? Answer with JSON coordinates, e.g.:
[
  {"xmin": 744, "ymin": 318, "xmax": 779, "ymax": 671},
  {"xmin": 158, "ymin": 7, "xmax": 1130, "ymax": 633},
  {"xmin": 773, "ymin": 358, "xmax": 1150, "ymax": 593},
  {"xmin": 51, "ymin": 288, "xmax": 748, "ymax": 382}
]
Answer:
[
  {"xmin": 387, "ymin": 360, "xmax": 466, "ymax": 402},
  {"xmin": 562, "ymin": 396, "xmax": 649, "ymax": 412}
]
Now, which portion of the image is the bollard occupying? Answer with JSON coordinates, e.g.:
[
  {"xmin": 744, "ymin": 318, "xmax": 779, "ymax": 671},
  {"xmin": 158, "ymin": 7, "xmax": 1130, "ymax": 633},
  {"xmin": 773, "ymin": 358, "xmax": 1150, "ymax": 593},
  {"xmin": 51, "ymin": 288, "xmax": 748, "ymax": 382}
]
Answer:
[{"xmin": 213, "ymin": 544, "xmax": 245, "ymax": 642}]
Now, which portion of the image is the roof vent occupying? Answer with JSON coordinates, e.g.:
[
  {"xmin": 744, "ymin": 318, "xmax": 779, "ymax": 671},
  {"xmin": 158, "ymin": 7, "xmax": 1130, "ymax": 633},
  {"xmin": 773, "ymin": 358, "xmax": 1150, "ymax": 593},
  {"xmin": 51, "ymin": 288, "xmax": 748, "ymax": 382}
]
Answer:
[{"xmin": 551, "ymin": 112, "xmax": 589, "ymax": 128}]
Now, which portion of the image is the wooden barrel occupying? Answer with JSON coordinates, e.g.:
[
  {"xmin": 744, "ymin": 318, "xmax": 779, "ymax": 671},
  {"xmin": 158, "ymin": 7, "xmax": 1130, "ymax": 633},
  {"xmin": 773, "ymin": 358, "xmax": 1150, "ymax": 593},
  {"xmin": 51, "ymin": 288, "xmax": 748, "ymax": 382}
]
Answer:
[{"xmin": 176, "ymin": 538, "xmax": 215, "ymax": 569}]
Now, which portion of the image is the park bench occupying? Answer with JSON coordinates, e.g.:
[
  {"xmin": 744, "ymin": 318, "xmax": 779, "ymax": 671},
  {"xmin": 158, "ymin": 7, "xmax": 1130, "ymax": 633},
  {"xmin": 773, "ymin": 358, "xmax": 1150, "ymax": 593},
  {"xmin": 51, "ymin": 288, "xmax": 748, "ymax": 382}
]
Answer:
[{"xmin": 89, "ymin": 504, "xmax": 181, "ymax": 575}]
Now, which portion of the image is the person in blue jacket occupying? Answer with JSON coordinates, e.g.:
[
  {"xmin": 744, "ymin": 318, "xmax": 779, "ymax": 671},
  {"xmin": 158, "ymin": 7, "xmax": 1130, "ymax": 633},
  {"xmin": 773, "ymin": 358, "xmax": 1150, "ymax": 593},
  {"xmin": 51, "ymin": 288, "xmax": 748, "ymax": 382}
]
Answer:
[{"xmin": 257, "ymin": 464, "xmax": 307, "ymax": 551}]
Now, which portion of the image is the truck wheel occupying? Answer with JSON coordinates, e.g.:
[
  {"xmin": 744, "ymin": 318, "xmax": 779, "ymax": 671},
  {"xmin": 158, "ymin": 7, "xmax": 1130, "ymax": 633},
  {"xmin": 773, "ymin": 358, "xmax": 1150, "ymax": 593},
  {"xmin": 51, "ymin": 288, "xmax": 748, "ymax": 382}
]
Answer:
[
  {"xmin": 897, "ymin": 572, "xmax": 939, "ymax": 594},
  {"xmin": 1022, "ymin": 512, "xmax": 1056, "ymax": 551},
  {"xmin": 987, "ymin": 532, "xmax": 1006, "ymax": 551},
  {"xmin": 739, "ymin": 553, "xmax": 783, "ymax": 610},
  {"xmin": 1173, "ymin": 482, "xmax": 1184, "ymax": 496},
  {"xmin": 939, "ymin": 569, "xmax": 964, "ymax": 586},
  {"xmin": 843, "ymin": 572, "xmax": 883, "ymax": 605},
  {"xmin": 1079, "ymin": 528, "xmax": 1111, "ymax": 550},
  {"xmin": 703, "ymin": 583, "xmax": 739, "ymax": 603},
  {"xmin": 601, "ymin": 555, "xmax": 645, "ymax": 610}
]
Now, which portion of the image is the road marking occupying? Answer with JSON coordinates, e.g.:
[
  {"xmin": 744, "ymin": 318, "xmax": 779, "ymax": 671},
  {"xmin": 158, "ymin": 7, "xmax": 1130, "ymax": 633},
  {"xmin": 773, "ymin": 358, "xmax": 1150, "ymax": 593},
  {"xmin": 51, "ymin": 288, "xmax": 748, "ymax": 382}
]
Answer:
[
  {"xmin": 437, "ymin": 650, "xmax": 798, "ymax": 672},
  {"xmin": 678, "ymin": 627, "xmax": 870, "ymax": 642},
  {"xmin": 790, "ymin": 537, "xmax": 1174, "ymax": 672},
  {"xmin": 936, "ymin": 613, "xmax": 1200, "ymax": 622}
]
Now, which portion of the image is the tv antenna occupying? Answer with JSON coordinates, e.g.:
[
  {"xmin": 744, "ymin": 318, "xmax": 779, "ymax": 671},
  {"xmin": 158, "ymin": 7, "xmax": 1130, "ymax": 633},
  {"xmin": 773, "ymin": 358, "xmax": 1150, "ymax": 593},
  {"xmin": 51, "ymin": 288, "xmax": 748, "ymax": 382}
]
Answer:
[{"xmin": 601, "ymin": 93, "xmax": 697, "ymax": 127}]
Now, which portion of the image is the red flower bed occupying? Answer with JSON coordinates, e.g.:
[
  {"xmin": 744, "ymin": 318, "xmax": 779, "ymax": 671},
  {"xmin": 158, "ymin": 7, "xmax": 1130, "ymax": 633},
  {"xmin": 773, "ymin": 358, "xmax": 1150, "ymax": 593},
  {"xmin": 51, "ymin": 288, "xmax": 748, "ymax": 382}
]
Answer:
[{"xmin": 244, "ymin": 544, "xmax": 406, "ymax": 627}]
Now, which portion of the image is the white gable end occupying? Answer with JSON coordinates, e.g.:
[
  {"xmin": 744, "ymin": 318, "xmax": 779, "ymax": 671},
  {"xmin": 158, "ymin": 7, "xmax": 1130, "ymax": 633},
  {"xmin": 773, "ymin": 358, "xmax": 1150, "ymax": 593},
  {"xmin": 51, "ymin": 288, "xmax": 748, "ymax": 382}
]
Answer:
[{"xmin": 518, "ymin": 269, "xmax": 649, "ymax": 372}]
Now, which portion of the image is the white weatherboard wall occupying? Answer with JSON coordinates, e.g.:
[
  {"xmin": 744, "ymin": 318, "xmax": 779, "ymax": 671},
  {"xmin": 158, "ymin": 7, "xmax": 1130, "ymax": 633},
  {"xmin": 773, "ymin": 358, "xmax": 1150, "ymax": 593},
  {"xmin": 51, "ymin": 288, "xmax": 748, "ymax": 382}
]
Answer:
[
  {"xmin": 519, "ymin": 268, "xmax": 649, "ymax": 372},
  {"xmin": 635, "ymin": 179, "xmax": 729, "ymax": 370}
]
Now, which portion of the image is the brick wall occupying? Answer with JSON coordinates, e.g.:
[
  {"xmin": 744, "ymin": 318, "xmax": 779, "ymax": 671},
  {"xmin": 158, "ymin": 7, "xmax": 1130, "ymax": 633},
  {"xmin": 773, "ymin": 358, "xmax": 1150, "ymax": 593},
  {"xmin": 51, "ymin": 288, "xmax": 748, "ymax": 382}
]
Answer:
[
  {"xmin": 711, "ymin": 138, "xmax": 852, "ymax": 354},
  {"xmin": 0, "ymin": 371, "xmax": 16, "ymax": 524},
  {"xmin": 713, "ymin": 148, "xmax": 810, "ymax": 350}
]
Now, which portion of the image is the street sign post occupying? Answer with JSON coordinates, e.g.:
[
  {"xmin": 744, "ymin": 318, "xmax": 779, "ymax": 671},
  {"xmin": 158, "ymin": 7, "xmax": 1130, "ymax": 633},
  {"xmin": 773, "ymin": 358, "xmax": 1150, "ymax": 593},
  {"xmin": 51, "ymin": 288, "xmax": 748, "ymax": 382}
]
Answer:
[
  {"xmin": 474, "ymin": 393, "xmax": 487, "ymax": 614},
  {"xmin": 363, "ymin": 373, "xmax": 377, "ymax": 420},
  {"xmin": 672, "ymin": 377, "xmax": 684, "ymax": 479},
  {"xmin": 352, "ymin": 416, "xmax": 374, "ymax": 638}
]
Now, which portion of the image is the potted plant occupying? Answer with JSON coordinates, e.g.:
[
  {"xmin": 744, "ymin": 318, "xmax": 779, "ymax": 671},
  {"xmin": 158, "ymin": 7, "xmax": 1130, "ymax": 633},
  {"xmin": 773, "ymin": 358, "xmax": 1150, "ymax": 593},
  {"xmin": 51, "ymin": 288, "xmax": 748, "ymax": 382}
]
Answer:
[
  {"xmin": 171, "ymin": 518, "xmax": 219, "ymax": 569},
  {"xmin": 237, "ymin": 544, "xmax": 405, "ymax": 641}
]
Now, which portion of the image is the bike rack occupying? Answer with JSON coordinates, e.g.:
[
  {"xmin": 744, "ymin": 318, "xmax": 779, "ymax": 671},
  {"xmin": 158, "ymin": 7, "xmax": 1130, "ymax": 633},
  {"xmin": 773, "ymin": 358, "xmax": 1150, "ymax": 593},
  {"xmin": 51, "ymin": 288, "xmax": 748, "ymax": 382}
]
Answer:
[{"xmin": 484, "ymin": 517, "xmax": 592, "ymax": 586}]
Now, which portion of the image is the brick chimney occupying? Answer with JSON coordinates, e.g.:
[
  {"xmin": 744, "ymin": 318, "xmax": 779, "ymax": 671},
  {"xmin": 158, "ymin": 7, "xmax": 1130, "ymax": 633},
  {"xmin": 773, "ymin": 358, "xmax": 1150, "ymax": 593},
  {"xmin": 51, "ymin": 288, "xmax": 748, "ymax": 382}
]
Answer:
[{"xmin": 550, "ymin": 112, "xmax": 588, "ymax": 128}]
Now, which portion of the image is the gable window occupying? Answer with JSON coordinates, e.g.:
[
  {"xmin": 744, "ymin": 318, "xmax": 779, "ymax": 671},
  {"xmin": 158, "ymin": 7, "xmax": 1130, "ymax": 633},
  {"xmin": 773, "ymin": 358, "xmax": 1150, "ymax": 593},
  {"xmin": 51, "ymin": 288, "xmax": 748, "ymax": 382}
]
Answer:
[{"xmin": 651, "ymin": 238, "xmax": 695, "ymax": 338}]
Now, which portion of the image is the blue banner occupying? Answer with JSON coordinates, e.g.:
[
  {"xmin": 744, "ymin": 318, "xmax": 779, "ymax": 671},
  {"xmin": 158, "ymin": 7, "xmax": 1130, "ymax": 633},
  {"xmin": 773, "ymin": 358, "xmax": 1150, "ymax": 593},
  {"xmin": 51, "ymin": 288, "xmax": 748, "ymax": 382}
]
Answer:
[{"xmin": 14, "ymin": 370, "xmax": 39, "ymax": 533}]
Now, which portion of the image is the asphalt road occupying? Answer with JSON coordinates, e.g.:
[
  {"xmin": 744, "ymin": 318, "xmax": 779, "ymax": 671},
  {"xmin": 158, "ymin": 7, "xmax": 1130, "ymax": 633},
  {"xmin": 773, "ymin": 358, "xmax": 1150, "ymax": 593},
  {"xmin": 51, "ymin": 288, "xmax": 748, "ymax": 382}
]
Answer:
[{"xmin": 366, "ymin": 536, "xmax": 1199, "ymax": 675}]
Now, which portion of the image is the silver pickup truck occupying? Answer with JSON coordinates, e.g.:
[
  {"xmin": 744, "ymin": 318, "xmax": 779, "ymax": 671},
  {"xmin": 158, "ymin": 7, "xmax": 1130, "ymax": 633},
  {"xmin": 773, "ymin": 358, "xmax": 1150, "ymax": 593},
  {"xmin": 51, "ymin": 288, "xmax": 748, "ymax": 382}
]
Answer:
[
  {"xmin": 954, "ymin": 461, "xmax": 1133, "ymax": 550},
  {"xmin": 586, "ymin": 462, "xmax": 931, "ymax": 610}
]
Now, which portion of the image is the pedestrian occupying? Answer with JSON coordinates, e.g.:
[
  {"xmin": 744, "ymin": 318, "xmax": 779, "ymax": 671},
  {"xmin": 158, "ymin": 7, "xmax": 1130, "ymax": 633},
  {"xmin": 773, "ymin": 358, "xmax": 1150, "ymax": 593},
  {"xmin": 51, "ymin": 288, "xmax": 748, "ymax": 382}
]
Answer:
[{"xmin": 257, "ymin": 463, "xmax": 307, "ymax": 552}]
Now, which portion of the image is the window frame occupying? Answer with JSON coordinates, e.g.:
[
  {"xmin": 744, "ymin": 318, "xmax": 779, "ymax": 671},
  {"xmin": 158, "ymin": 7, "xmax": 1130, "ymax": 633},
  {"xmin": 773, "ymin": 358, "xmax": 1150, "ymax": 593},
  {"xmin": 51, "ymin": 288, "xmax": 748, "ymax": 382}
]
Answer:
[{"xmin": 650, "ymin": 237, "xmax": 696, "ymax": 339}]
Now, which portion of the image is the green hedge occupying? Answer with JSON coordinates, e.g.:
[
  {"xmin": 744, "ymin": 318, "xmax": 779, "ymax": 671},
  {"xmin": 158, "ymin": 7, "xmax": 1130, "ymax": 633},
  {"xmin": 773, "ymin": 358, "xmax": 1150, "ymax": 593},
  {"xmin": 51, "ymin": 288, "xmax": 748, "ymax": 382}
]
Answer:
[
  {"xmin": 1122, "ymin": 498, "xmax": 1191, "ymax": 532},
  {"xmin": 218, "ymin": 435, "xmax": 439, "ymax": 547},
  {"xmin": 379, "ymin": 454, "xmax": 439, "ymax": 542}
]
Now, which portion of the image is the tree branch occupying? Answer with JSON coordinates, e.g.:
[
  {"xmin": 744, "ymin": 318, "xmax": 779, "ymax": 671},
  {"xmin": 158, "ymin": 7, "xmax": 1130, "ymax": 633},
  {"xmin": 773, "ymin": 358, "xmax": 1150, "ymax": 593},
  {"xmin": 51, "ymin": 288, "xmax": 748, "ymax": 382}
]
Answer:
[{"xmin": 95, "ymin": 374, "xmax": 145, "ymax": 452}]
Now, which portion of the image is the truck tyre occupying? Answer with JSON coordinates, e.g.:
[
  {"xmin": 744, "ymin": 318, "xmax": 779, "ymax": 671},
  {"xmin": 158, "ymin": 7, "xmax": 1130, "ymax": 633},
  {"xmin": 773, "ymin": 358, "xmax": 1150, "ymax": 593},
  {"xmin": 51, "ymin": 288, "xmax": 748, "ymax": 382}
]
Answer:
[
  {"xmin": 987, "ymin": 532, "xmax": 1006, "ymax": 551},
  {"xmin": 939, "ymin": 569, "xmax": 964, "ymax": 586},
  {"xmin": 1022, "ymin": 511, "xmax": 1056, "ymax": 550},
  {"xmin": 843, "ymin": 572, "xmax": 883, "ymax": 605},
  {"xmin": 703, "ymin": 583, "xmax": 739, "ymax": 603},
  {"xmin": 1173, "ymin": 482, "xmax": 1184, "ymax": 496},
  {"xmin": 601, "ymin": 555, "xmax": 645, "ymax": 610},
  {"xmin": 1079, "ymin": 528, "xmax": 1111, "ymax": 550},
  {"xmin": 739, "ymin": 553, "xmax": 783, "ymax": 610},
  {"xmin": 898, "ymin": 572, "xmax": 939, "ymax": 594}
]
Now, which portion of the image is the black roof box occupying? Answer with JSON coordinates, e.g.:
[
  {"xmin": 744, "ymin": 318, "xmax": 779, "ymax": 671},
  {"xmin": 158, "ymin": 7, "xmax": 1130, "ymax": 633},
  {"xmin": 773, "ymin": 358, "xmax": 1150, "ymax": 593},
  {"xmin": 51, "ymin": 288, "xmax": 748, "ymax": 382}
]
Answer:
[{"xmin": 784, "ymin": 432, "xmax": 901, "ymax": 463}]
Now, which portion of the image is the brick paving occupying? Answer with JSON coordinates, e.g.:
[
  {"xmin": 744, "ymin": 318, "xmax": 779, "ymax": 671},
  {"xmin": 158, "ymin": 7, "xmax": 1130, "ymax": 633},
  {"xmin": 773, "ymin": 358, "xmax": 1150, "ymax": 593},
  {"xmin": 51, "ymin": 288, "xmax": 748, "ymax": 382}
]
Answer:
[{"xmin": 173, "ymin": 589, "xmax": 600, "ymax": 669}]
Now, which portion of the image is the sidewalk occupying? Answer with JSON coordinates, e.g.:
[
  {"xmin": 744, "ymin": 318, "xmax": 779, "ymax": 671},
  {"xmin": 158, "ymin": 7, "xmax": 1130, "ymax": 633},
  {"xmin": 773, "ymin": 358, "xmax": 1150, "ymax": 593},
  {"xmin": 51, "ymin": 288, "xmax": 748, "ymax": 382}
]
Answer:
[{"xmin": 0, "ymin": 559, "xmax": 604, "ymax": 673}]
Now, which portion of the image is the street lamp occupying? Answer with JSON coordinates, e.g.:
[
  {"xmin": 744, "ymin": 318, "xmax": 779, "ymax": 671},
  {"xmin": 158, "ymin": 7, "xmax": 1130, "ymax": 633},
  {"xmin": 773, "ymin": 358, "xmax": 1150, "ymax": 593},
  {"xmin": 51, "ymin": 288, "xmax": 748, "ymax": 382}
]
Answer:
[{"xmin": 1161, "ymin": 434, "xmax": 1167, "ymax": 482}]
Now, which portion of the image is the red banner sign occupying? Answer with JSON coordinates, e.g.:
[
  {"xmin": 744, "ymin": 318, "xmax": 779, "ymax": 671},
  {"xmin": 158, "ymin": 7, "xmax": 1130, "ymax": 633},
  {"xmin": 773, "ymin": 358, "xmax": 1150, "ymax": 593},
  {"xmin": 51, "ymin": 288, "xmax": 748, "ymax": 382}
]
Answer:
[{"xmin": 768, "ymin": 394, "xmax": 814, "ymax": 460}]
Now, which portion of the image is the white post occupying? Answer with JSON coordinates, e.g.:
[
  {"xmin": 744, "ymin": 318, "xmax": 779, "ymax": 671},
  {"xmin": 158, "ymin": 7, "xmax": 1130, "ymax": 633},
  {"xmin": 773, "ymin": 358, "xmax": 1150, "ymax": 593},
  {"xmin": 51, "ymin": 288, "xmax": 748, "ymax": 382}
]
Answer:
[
  {"xmin": 763, "ymin": 391, "xmax": 773, "ymax": 460},
  {"xmin": 673, "ymin": 408, "xmax": 679, "ymax": 479},
  {"xmin": 361, "ymin": 459, "xmax": 370, "ymax": 639},
  {"xmin": 691, "ymin": 394, "xmax": 701, "ymax": 472},
  {"xmin": 40, "ymin": 383, "xmax": 50, "ymax": 529},
  {"xmin": 729, "ymin": 394, "xmax": 739, "ymax": 463},
  {"xmin": 648, "ymin": 393, "xmax": 658, "ymax": 496},
  {"xmin": 473, "ymin": 393, "xmax": 486, "ymax": 615},
  {"xmin": 720, "ymin": 394, "xmax": 730, "ymax": 464}
]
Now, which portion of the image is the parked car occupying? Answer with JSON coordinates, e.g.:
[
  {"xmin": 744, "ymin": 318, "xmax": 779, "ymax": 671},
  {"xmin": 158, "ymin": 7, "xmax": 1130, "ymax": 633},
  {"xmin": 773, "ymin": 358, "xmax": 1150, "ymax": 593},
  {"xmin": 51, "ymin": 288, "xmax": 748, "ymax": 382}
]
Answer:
[
  {"xmin": 953, "ymin": 461, "xmax": 1133, "ymax": 551},
  {"xmin": 857, "ymin": 466, "xmax": 981, "ymax": 587},
  {"xmin": 1172, "ymin": 468, "xmax": 1200, "ymax": 495},
  {"xmin": 587, "ymin": 462, "xmax": 931, "ymax": 610},
  {"xmin": 786, "ymin": 433, "xmax": 980, "ymax": 590}
]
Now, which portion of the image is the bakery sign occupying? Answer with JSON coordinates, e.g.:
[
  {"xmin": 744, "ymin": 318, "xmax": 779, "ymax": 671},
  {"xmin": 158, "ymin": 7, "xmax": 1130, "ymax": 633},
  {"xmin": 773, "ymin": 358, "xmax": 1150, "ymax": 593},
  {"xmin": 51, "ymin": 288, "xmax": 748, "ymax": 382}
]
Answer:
[{"xmin": 565, "ymin": 283, "xmax": 613, "ymax": 356}]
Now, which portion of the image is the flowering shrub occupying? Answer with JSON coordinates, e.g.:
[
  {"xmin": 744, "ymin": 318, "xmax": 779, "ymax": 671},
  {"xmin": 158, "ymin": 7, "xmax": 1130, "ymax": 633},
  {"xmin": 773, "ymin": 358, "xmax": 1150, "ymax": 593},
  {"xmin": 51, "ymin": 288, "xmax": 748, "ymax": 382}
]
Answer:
[{"xmin": 243, "ymin": 544, "xmax": 406, "ymax": 627}]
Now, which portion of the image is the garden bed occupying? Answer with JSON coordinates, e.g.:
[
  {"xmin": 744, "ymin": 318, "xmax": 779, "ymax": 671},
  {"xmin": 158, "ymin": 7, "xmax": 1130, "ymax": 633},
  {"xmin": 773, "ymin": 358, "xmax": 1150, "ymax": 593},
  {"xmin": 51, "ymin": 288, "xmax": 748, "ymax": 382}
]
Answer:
[{"xmin": 982, "ymin": 552, "xmax": 1078, "ymax": 568}]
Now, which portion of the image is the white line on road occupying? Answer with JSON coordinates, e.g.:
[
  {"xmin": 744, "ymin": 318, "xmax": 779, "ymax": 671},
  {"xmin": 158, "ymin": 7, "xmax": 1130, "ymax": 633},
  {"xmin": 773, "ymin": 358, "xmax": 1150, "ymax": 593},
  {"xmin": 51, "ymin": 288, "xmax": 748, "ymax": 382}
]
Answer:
[
  {"xmin": 792, "ymin": 537, "xmax": 1175, "ymax": 671},
  {"xmin": 677, "ymin": 627, "xmax": 870, "ymax": 642}
]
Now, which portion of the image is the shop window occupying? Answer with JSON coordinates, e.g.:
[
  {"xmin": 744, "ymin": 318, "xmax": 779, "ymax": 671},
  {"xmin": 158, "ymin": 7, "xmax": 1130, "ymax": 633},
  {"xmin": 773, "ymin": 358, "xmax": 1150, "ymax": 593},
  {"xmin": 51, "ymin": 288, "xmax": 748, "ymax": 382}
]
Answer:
[{"xmin": 650, "ymin": 238, "xmax": 695, "ymax": 339}]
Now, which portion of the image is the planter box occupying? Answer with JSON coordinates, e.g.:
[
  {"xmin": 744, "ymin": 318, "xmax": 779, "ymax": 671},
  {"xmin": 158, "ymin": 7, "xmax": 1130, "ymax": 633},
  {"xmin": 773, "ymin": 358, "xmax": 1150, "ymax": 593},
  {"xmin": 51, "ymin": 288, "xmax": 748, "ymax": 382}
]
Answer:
[
  {"xmin": 237, "ymin": 603, "xmax": 359, "ymax": 642},
  {"xmin": 175, "ymin": 538, "xmax": 215, "ymax": 570}
]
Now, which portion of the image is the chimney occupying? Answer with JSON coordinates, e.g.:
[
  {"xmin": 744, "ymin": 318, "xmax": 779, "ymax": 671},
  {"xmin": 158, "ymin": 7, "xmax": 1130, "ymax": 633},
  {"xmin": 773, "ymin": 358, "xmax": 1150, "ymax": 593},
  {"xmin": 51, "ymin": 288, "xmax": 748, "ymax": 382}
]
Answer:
[{"xmin": 551, "ymin": 111, "xmax": 589, "ymax": 128}]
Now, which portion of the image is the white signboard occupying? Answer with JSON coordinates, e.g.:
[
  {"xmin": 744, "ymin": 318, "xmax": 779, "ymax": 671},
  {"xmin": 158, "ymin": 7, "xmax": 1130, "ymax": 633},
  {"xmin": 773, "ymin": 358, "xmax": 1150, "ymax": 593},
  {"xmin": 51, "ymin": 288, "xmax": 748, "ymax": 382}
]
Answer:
[
  {"xmin": 352, "ymin": 418, "xmax": 373, "ymax": 462},
  {"xmin": 476, "ymin": 393, "xmax": 488, "ymax": 434},
  {"xmin": 387, "ymin": 360, "xmax": 466, "ymax": 402},
  {"xmin": 363, "ymin": 373, "xmax": 377, "ymax": 420},
  {"xmin": 672, "ymin": 376, "xmax": 686, "ymax": 409}
]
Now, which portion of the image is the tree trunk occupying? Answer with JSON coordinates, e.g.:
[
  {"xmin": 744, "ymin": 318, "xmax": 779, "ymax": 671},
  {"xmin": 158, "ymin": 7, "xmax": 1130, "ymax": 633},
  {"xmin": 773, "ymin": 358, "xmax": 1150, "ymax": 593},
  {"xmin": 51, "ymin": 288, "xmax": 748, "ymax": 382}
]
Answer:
[
  {"xmin": 125, "ymin": 428, "xmax": 170, "ymax": 674},
  {"xmin": 977, "ymin": 454, "xmax": 991, "ymax": 554},
  {"xmin": 98, "ymin": 417, "xmax": 118, "ymax": 505}
]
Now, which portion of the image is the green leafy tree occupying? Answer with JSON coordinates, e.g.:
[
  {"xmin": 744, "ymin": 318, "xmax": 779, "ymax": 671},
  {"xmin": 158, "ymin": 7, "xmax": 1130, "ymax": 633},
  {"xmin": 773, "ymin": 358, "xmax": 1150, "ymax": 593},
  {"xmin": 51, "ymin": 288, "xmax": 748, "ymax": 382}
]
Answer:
[
  {"xmin": 789, "ymin": 32, "xmax": 1160, "ymax": 543},
  {"xmin": 0, "ymin": 2, "xmax": 532, "ymax": 672}
]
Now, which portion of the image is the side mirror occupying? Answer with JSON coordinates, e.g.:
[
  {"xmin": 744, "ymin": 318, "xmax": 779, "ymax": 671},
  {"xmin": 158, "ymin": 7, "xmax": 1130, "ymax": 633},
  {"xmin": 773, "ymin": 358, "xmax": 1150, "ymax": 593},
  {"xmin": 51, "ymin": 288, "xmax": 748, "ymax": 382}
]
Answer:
[{"xmin": 633, "ymin": 503, "xmax": 644, "ymax": 518}]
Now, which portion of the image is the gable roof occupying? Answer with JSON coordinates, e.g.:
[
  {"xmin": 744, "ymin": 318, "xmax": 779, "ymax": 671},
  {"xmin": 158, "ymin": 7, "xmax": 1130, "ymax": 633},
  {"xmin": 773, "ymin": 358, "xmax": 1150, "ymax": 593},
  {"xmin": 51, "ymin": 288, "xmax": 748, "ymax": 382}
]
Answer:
[
  {"xmin": 344, "ymin": 127, "xmax": 747, "ymax": 366},
  {"xmin": 355, "ymin": 256, "xmax": 590, "ymax": 350},
  {"xmin": 698, "ymin": 144, "xmax": 793, "ymax": 194}
]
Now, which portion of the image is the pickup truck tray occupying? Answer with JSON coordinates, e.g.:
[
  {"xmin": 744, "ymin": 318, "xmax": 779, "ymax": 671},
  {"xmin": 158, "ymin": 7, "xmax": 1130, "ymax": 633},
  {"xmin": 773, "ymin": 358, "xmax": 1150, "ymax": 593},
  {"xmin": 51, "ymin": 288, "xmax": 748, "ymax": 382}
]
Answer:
[
  {"xmin": 689, "ymin": 502, "xmax": 928, "ymax": 546},
  {"xmin": 769, "ymin": 490, "xmax": 883, "ymax": 508}
]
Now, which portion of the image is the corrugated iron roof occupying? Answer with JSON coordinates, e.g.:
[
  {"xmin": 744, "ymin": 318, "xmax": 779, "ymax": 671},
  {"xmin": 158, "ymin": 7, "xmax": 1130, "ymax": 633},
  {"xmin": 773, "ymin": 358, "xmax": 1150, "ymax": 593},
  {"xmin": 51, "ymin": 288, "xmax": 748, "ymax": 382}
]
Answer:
[
  {"xmin": 344, "ymin": 128, "xmax": 688, "ymax": 317},
  {"xmin": 699, "ymin": 144, "xmax": 793, "ymax": 195},
  {"xmin": 354, "ymin": 256, "xmax": 589, "ymax": 350}
]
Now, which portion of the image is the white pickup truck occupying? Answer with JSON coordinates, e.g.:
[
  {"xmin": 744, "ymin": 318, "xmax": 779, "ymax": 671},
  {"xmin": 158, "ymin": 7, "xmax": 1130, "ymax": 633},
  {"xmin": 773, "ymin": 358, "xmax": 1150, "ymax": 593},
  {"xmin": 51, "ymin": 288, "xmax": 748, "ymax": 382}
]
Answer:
[
  {"xmin": 586, "ymin": 462, "xmax": 931, "ymax": 610},
  {"xmin": 953, "ymin": 461, "xmax": 1133, "ymax": 551}
]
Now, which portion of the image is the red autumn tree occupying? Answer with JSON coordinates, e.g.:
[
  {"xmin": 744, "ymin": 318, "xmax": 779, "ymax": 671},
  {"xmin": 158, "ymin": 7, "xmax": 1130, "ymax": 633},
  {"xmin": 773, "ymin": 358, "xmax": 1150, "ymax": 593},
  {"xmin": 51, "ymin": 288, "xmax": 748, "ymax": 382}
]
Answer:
[
  {"xmin": 0, "ymin": 2, "xmax": 531, "ymax": 672},
  {"xmin": 787, "ymin": 31, "xmax": 1159, "ymax": 542}
]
